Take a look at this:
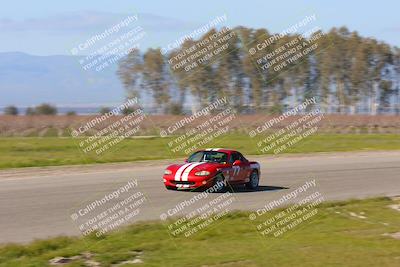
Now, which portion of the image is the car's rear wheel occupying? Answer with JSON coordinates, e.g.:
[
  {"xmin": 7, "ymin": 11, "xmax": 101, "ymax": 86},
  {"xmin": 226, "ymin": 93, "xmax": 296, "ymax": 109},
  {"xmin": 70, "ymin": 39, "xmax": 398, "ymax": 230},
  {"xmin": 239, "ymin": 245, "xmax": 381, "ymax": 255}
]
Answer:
[
  {"xmin": 246, "ymin": 170, "xmax": 259, "ymax": 190},
  {"xmin": 213, "ymin": 173, "xmax": 226, "ymax": 193}
]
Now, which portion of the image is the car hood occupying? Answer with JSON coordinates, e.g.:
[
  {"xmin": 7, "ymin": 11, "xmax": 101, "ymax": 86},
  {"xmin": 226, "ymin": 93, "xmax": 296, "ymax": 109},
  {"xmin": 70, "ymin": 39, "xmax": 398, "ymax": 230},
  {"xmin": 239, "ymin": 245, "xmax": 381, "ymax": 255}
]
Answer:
[{"xmin": 167, "ymin": 162, "xmax": 224, "ymax": 174}]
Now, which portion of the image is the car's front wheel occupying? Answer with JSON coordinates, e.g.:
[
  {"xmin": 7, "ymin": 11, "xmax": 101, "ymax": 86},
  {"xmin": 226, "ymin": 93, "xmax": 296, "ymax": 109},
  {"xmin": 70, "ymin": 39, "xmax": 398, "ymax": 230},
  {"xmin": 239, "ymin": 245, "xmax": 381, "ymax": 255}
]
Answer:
[
  {"xmin": 213, "ymin": 173, "xmax": 226, "ymax": 193},
  {"xmin": 246, "ymin": 170, "xmax": 259, "ymax": 190}
]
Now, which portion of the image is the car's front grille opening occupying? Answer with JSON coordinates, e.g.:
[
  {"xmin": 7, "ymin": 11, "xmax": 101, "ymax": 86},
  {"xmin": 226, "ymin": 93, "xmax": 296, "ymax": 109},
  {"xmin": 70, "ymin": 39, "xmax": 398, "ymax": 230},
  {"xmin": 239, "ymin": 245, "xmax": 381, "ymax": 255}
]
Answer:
[{"xmin": 171, "ymin": 181, "xmax": 195, "ymax": 185}]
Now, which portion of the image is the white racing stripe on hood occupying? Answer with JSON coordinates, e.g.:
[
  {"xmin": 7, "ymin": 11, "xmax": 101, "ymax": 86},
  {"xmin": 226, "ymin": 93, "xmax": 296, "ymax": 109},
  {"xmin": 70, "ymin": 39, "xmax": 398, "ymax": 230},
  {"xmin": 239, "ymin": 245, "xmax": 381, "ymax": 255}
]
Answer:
[
  {"xmin": 181, "ymin": 162, "xmax": 206, "ymax": 181},
  {"xmin": 174, "ymin": 163, "xmax": 192, "ymax": 181}
]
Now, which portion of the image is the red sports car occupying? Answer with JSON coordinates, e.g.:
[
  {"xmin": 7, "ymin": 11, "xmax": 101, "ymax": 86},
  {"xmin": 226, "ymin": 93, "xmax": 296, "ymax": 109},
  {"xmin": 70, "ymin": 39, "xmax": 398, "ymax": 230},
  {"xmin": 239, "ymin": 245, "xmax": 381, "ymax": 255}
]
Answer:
[{"xmin": 163, "ymin": 148, "xmax": 260, "ymax": 191}]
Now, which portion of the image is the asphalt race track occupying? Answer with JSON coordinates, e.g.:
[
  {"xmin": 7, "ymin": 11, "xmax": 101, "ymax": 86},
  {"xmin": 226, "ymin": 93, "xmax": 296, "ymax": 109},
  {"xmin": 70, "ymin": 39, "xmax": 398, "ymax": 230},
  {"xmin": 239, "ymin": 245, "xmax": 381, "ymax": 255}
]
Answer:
[{"xmin": 1, "ymin": 151, "xmax": 399, "ymax": 243}]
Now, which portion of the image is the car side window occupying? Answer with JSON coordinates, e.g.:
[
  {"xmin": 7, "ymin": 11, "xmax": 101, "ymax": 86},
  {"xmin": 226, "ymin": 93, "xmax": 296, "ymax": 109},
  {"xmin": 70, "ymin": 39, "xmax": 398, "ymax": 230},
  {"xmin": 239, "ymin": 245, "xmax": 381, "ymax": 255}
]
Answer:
[
  {"xmin": 238, "ymin": 152, "xmax": 247, "ymax": 162},
  {"xmin": 229, "ymin": 153, "xmax": 240, "ymax": 164}
]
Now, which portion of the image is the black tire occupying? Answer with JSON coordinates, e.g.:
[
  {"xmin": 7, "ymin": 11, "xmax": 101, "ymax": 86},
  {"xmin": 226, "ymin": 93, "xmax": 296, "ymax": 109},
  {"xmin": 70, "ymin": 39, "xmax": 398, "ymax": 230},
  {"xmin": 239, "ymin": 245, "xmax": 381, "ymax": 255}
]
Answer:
[
  {"xmin": 165, "ymin": 186, "xmax": 175, "ymax": 190},
  {"xmin": 213, "ymin": 173, "xmax": 226, "ymax": 193},
  {"xmin": 246, "ymin": 170, "xmax": 259, "ymax": 190}
]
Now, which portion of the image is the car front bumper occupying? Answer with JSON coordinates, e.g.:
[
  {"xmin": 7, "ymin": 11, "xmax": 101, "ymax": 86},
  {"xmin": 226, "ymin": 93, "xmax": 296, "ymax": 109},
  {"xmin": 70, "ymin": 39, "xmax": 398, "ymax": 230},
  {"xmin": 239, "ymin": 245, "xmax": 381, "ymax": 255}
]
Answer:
[{"xmin": 163, "ymin": 175, "xmax": 214, "ymax": 189}]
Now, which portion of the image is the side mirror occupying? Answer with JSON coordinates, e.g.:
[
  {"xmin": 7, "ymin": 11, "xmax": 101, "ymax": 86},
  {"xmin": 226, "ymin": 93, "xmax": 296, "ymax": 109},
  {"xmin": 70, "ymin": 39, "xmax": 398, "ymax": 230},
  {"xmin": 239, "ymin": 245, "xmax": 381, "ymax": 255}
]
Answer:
[{"xmin": 233, "ymin": 160, "xmax": 242, "ymax": 166}]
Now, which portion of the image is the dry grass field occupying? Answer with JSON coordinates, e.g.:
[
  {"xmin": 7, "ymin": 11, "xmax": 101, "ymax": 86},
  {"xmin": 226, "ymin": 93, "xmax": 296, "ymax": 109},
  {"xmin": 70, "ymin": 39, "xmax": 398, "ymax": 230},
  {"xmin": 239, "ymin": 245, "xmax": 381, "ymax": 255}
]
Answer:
[{"xmin": 1, "ymin": 114, "xmax": 400, "ymax": 137}]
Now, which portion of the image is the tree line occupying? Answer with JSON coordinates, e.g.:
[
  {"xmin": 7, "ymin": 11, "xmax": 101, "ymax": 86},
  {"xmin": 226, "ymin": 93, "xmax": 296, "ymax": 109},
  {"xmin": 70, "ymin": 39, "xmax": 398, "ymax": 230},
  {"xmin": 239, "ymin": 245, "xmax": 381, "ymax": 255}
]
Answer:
[
  {"xmin": 118, "ymin": 26, "xmax": 400, "ymax": 115},
  {"xmin": 3, "ymin": 104, "xmax": 58, "ymax": 115},
  {"xmin": 1, "ymin": 104, "xmax": 128, "ymax": 116}
]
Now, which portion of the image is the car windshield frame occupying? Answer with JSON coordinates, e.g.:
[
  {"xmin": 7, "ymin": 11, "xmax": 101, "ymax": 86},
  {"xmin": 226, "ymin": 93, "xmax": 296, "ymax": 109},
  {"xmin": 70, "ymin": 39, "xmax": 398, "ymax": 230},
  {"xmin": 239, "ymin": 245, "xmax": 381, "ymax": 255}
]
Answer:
[{"xmin": 187, "ymin": 151, "xmax": 228, "ymax": 164}]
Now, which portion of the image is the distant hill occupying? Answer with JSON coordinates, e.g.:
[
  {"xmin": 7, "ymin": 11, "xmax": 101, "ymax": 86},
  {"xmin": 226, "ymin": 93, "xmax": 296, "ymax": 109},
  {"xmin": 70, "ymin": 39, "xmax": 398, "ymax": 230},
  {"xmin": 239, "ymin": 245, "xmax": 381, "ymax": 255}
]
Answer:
[{"xmin": 0, "ymin": 52, "xmax": 125, "ymax": 107}]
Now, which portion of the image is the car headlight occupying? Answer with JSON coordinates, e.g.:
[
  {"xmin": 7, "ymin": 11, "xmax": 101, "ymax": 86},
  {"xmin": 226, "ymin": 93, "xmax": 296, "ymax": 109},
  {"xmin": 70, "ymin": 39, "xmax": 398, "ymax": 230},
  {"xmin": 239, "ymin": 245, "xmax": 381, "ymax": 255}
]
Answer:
[
  {"xmin": 195, "ymin": 170, "xmax": 210, "ymax": 176},
  {"xmin": 164, "ymin": 169, "xmax": 172, "ymax": 175}
]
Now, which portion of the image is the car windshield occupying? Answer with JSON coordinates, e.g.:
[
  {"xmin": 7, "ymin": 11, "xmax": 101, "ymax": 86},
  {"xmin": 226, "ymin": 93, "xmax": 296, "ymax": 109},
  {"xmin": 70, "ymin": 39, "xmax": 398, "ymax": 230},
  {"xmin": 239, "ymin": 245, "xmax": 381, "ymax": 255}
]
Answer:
[{"xmin": 187, "ymin": 151, "xmax": 228, "ymax": 163}]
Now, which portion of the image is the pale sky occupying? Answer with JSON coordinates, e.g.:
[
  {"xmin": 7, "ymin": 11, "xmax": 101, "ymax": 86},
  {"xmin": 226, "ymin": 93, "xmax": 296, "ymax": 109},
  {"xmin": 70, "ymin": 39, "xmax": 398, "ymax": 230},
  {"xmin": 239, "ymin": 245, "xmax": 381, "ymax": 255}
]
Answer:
[{"xmin": 0, "ymin": 0, "xmax": 399, "ymax": 55}]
